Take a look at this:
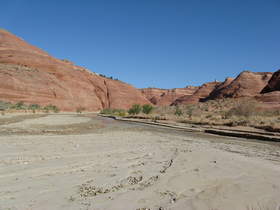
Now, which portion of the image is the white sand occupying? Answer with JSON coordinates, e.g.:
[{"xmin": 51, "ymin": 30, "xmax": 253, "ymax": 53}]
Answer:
[{"xmin": 0, "ymin": 115, "xmax": 279, "ymax": 210}]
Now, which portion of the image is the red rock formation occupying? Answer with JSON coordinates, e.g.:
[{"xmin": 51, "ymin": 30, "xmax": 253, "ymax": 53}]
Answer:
[
  {"xmin": 209, "ymin": 71, "xmax": 272, "ymax": 99},
  {"xmin": 204, "ymin": 77, "xmax": 234, "ymax": 101},
  {"xmin": 261, "ymin": 69, "xmax": 280, "ymax": 93},
  {"xmin": 256, "ymin": 91, "xmax": 280, "ymax": 105},
  {"xmin": 172, "ymin": 82, "xmax": 221, "ymax": 105},
  {"xmin": 140, "ymin": 88, "xmax": 167, "ymax": 105},
  {"xmin": 0, "ymin": 29, "xmax": 150, "ymax": 111},
  {"xmin": 141, "ymin": 86, "xmax": 198, "ymax": 106},
  {"xmin": 256, "ymin": 70, "xmax": 280, "ymax": 106}
]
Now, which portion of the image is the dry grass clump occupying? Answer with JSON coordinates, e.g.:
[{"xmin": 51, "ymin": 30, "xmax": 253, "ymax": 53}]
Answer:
[
  {"xmin": 164, "ymin": 98, "xmax": 279, "ymax": 131},
  {"xmin": 100, "ymin": 108, "xmax": 127, "ymax": 117},
  {"xmin": 100, "ymin": 99, "xmax": 279, "ymax": 132}
]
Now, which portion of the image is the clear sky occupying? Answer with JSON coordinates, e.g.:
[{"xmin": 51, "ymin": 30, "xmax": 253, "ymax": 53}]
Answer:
[{"xmin": 1, "ymin": 0, "xmax": 280, "ymax": 89}]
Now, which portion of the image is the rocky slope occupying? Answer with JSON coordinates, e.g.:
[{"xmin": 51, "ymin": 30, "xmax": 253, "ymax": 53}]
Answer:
[
  {"xmin": 204, "ymin": 77, "xmax": 234, "ymax": 101},
  {"xmin": 256, "ymin": 91, "xmax": 280, "ymax": 106},
  {"xmin": 208, "ymin": 71, "xmax": 272, "ymax": 100},
  {"xmin": 171, "ymin": 82, "xmax": 221, "ymax": 105},
  {"xmin": 256, "ymin": 70, "xmax": 280, "ymax": 105},
  {"xmin": 140, "ymin": 86, "xmax": 198, "ymax": 106},
  {"xmin": 0, "ymin": 29, "xmax": 150, "ymax": 111},
  {"xmin": 261, "ymin": 69, "xmax": 280, "ymax": 93}
]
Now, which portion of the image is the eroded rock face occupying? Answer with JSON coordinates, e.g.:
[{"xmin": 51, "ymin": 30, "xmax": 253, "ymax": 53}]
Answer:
[
  {"xmin": 209, "ymin": 71, "xmax": 272, "ymax": 99},
  {"xmin": 204, "ymin": 77, "xmax": 234, "ymax": 101},
  {"xmin": 256, "ymin": 70, "xmax": 280, "ymax": 106},
  {"xmin": 261, "ymin": 70, "xmax": 280, "ymax": 93},
  {"xmin": 140, "ymin": 88, "xmax": 167, "ymax": 105},
  {"xmin": 140, "ymin": 87, "xmax": 198, "ymax": 106},
  {"xmin": 256, "ymin": 91, "xmax": 280, "ymax": 105},
  {"xmin": 171, "ymin": 82, "xmax": 221, "ymax": 105},
  {"xmin": 0, "ymin": 30, "xmax": 150, "ymax": 111}
]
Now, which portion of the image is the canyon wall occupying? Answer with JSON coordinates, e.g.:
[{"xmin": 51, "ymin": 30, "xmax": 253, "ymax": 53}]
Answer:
[{"xmin": 0, "ymin": 29, "xmax": 150, "ymax": 111}]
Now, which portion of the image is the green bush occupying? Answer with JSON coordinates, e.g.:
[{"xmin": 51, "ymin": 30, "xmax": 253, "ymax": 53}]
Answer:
[
  {"xmin": 43, "ymin": 104, "xmax": 59, "ymax": 113},
  {"xmin": 28, "ymin": 104, "xmax": 41, "ymax": 110},
  {"xmin": 174, "ymin": 106, "xmax": 183, "ymax": 116},
  {"xmin": 11, "ymin": 101, "xmax": 26, "ymax": 110},
  {"xmin": 0, "ymin": 101, "xmax": 12, "ymax": 110},
  {"xmin": 28, "ymin": 104, "xmax": 41, "ymax": 113},
  {"xmin": 142, "ymin": 104, "xmax": 154, "ymax": 114},
  {"xmin": 100, "ymin": 108, "xmax": 126, "ymax": 116},
  {"xmin": 100, "ymin": 108, "xmax": 115, "ymax": 115},
  {"xmin": 115, "ymin": 109, "xmax": 126, "ymax": 117},
  {"xmin": 128, "ymin": 104, "xmax": 142, "ymax": 115}
]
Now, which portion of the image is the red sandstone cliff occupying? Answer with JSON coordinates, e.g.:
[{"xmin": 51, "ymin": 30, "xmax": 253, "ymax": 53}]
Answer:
[
  {"xmin": 261, "ymin": 70, "xmax": 280, "ymax": 93},
  {"xmin": 208, "ymin": 71, "xmax": 272, "ymax": 99},
  {"xmin": 0, "ymin": 29, "xmax": 150, "ymax": 111},
  {"xmin": 204, "ymin": 77, "xmax": 234, "ymax": 101},
  {"xmin": 256, "ymin": 70, "xmax": 280, "ymax": 105},
  {"xmin": 171, "ymin": 82, "xmax": 221, "ymax": 105},
  {"xmin": 140, "ymin": 86, "xmax": 198, "ymax": 106}
]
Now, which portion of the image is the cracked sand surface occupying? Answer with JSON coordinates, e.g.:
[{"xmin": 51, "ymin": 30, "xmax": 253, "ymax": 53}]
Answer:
[{"xmin": 0, "ymin": 114, "xmax": 280, "ymax": 210}]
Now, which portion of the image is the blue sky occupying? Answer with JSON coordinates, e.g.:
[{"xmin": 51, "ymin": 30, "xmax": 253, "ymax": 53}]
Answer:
[{"xmin": 1, "ymin": 0, "xmax": 280, "ymax": 88}]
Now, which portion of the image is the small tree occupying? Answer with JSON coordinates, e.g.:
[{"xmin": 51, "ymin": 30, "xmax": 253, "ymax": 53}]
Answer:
[
  {"xmin": 142, "ymin": 104, "xmax": 153, "ymax": 114},
  {"xmin": 128, "ymin": 104, "xmax": 142, "ymax": 115}
]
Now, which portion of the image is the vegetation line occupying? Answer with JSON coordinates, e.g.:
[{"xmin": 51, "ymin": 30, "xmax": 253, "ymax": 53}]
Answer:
[{"xmin": 99, "ymin": 114, "xmax": 280, "ymax": 143}]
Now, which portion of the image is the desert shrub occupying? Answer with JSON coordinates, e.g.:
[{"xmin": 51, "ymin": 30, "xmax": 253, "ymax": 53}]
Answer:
[
  {"xmin": 115, "ymin": 109, "xmax": 126, "ymax": 117},
  {"xmin": 100, "ymin": 108, "xmax": 114, "ymax": 115},
  {"xmin": 153, "ymin": 105, "xmax": 174, "ymax": 116},
  {"xmin": 43, "ymin": 104, "xmax": 59, "ymax": 113},
  {"xmin": 174, "ymin": 106, "xmax": 183, "ymax": 116},
  {"xmin": 185, "ymin": 105, "xmax": 196, "ymax": 118},
  {"xmin": 28, "ymin": 104, "xmax": 41, "ymax": 110},
  {"xmin": 151, "ymin": 115, "xmax": 161, "ymax": 122},
  {"xmin": 142, "ymin": 104, "xmax": 154, "ymax": 114},
  {"xmin": 76, "ymin": 107, "xmax": 86, "ymax": 114},
  {"xmin": 274, "ymin": 109, "xmax": 280, "ymax": 115},
  {"xmin": 206, "ymin": 114, "xmax": 213, "ymax": 119},
  {"xmin": 128, "ymin": 104, "xmax": 142, "ymax": 115},
  {"xmin": 11, "ymin": 101, "xmax": 26, "ymax": 110},
  {"xmin": 53, "ymin": 106, "xmax": 60, "ymax": 113},
  {"xmin": 258, "ymin": 109, "xmax": 280, "ymax": 117},
  {"xmin": 100, "ymin": 108, "xmax": 126, "ymax": 116},
  {"xmin": 225, "ymin": 100, "xmax": 257, "ymax": 118},
  {"xmin": 0, "ymin": 101, "xmax": 12, "ymax": 110},
  {"xmin": 150, "ymin": 115, "xmax": 166, "ymax": 122},
  {"xmin": 16, "ymin": 101, "xmax": 24, "ymax": 109},
  {"xmin": 28, "ymin": 104, "xmax": 41, "ymax": 113}
]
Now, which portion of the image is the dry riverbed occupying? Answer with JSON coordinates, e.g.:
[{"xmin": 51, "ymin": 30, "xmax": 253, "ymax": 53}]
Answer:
[{"xmin": 0, "ymin": 114, "xmax": 280, "ymax": 210}]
